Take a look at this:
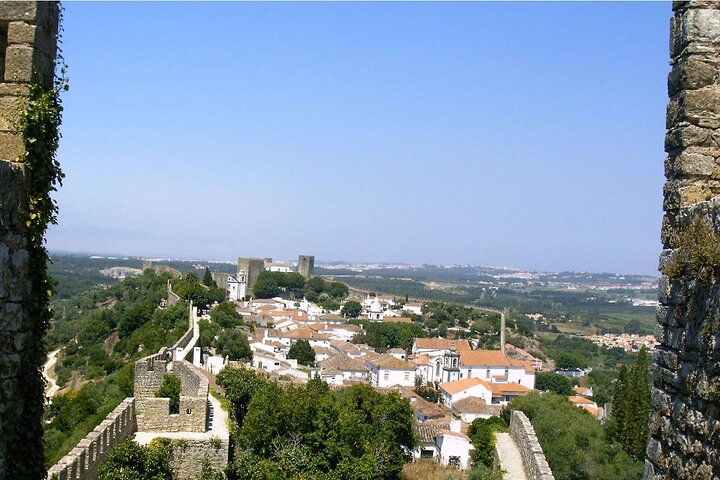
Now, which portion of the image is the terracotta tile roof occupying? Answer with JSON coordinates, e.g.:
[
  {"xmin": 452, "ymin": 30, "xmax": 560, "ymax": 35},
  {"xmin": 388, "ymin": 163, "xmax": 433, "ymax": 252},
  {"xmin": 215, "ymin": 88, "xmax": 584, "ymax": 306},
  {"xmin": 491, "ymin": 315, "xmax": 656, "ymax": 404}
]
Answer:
[
  {"xmin": 509, "ymin": 359, "xmax": 536, "ymax": 373},
  {"xmin": 320, "ymin": 354, "xmax": 369, "ymax": 373},
  {"xmin": 330, "ymin": 340, "xmax": 361, "ymax": 355},
  {"xmin": 569, "ymin": 395, "xmax": 596, "ymax": 406},
  {"xmin": 387, "ymin": 348, "xmax": 406, "ymax": 354},
  {"xmin": 414, "ymin": 338, "xmax": 472, "ymax": 351},
  {"xmin": 580, "ymin": 405, "xmax": 602, "ymax": 417},
  {"xmin": 488, "ymin": 382, "xmax": 532, "ymax": 395},
  {"xmin": 412, "ymin": 354, "xmax": 432, "ymax": 366},
  {"xmin": 415, "ymin": 423, "xmax": 449, "ymax": 443},
  {"xmin": 459, "ymin": 349, "xmax": 512, "ymax": 367},
  {"xmin": 451, "ymin": 396, "xmax": 491, "ymax": 414},
  {"xmin": 366, "ymin": 354, "xmax": 415, "ymax": 370},
  {"xmin": 438, "ymin": 429, "xmax": 472, "ymax": 442},
  {"xmin": 573, "ymin": 386, "xmax": 593, "ymax": 397},
  {"xmin": 439, "ymin": 378, "xmax": 484, "ymax": 395},
  {"xmin": 312, "ymin": 346, "xmax": 336, "ymax": 356},
  {"xmin": 270, "ymin": 327, "xmax": 331, "ymax": 340}
]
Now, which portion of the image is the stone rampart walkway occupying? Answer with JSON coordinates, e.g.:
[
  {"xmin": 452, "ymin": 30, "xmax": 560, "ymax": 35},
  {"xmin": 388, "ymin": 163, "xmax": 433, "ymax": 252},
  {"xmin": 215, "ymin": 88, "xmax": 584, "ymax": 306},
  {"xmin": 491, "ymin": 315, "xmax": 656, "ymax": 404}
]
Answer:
[{"xmin": 495, "ymin": 432, "xmax": 528, "ymax": 480}]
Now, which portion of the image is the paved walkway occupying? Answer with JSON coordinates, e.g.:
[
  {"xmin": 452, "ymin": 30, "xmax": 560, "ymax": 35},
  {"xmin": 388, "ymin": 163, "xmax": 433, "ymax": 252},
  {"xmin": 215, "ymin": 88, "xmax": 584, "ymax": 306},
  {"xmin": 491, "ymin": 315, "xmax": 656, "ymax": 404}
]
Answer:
[{"xmin": 495, "ymin": 432, "xmax": 528, "ymax": 480}]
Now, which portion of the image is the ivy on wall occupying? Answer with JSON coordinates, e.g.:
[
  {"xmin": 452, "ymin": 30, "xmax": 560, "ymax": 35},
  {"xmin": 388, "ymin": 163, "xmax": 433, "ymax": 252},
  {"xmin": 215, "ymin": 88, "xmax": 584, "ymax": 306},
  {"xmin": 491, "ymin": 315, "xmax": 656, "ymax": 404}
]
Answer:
[{"xmin": 8, "ymin": 3, "xmax": 67, "ymax": 478}]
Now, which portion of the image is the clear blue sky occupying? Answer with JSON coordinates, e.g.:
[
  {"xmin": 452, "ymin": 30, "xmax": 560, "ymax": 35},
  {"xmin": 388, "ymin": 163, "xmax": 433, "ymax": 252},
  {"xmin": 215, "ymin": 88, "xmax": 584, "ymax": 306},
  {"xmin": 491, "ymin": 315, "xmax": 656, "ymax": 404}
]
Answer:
[{"xmin": 47, "ymin": 2, "xmax": 670, "ymax": 275}]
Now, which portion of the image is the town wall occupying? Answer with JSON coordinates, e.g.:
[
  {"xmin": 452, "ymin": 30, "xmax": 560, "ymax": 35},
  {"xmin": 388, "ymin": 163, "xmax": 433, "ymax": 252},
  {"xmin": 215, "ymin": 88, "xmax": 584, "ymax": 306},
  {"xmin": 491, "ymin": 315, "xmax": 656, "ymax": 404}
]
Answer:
[
  {"xmin": 237, "ymin": 257, "xmax": 264, "ymax": 293},
  {"xmin": 0, "ymin": 2, "xmax": 59, "ymax": 478},
  {"xmin": 135, "ymin": 396, "xmax": 206, "ymax": 432},
  {"xmin": 134, "ymin": 351, "xmax": 169, "ymax": 397},
  {"xmin": 507, "ymin": 410, "xmax": 554, "ymax": 480},
  {"xmin": 167, "ymin": 279, "xmax": 180, "ymax": 306},
  {"xmin": 211, "ymin": 271, "xmax": 229, "ymax": 290},
  {"xmin": 46, "ymin": 398, "xmax": 136, "ymax": 480},
  {"xmin": 646, "ymin": 2, "xmax": 720, "ymax": 479},
  {"xmin": 169, "ymin": 438, "xmax": 230, "ymax": 480}
]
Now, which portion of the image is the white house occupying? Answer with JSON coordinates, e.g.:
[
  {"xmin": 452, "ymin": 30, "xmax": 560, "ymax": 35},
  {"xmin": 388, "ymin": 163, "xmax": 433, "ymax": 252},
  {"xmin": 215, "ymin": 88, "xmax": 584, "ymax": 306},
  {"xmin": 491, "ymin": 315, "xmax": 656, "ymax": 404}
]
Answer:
[
  {"xmin": 451, "ymin": 396, "xmax": 502, "ymax": 423},
  {"xmin": 317, "ymin": 354, "xmax": 369, "ymax": 385},
  {"xmin": 438, "ymin": 377, "xmax": 532, "ymax": 408},
  {"xmin": 366, "ymin": 354, "xmax": 416, "ymax": 388},
  {"xmin": 403, "ymin": 302, "xmax": 424, "ymax": 315},
  {"xmin": 457, "ymin": 350, "xmax": 536, "ymax": 390},
  {"xmin": 414, "ymin": 420, "xmax": 473, "ymax": 470}
]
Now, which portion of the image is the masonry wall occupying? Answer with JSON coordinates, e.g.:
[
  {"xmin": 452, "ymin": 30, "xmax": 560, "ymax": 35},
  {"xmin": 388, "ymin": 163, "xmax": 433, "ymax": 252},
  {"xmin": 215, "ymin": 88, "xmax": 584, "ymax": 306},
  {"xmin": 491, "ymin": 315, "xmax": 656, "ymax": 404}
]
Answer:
[
  {"xmin": 0, "ymin": 2, "xmax": 58, "ymax": 479},
  {"xmin": 134, "ymin": 351, "xmax": 169, "ymax": 397},
  {"xmin": 47, "ymin": 398, "xmax": 136, "ymax": 480},
  {"xmin": 170, "ymin": 438, "xmax": 229, "ymax": 480},
  {"xmin": 507, "ymin": 410, "xmax": 554, "ymax": 480},
  {"xmin": 135, "ymin": 396, "xmax": 206, "ymax": 433},
  {"xmin": 645, "ymin": 2, "xmax": 720, "ymax": 479}
]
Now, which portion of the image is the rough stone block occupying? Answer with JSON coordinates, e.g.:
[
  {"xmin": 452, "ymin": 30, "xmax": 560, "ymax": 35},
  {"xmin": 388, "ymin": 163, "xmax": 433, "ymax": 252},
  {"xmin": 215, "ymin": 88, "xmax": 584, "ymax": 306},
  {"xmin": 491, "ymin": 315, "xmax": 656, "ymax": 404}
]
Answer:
[
  {"xmin": 665, "ymin": 124, "xmax": 712, "ymax": 153},
  {"xmin": 3, "ymin": 45, "xmax": 34, "ymax": 83},
  {"xmin": 0, "ymin": 2, "xmax": 37, "ymax": 21},
  {"xmin": 7, "ymin": 21, "xmax": 35, "ymax": 45},
  {"xmin": 670, "ymin": 151, "xmax": 718, "ymax": 177},
  {"xmin": 0, "ymin": 133, "xmax": 25, "ymax": 162}
]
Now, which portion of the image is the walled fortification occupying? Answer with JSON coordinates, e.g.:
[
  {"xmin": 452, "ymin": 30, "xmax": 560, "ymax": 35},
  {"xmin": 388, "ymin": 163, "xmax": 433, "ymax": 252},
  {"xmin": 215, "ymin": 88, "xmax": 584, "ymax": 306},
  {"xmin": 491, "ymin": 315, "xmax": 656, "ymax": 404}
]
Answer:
[
  {"xmin": 170, "ymin": 438, "xmax": 230, "ymax": 480},
  {"xmin": 46, "ymin": 398, "xmax": 136, "ymax": 480},
  {"xmin": 0, "ymin": 2, "xmax": 59, "ymax": 478},
  {"xmin": 134, "ymin": 355, "xmax": 208, "ymax": 433},
  {"xmin": 504, "ymin": 410, "xmax": 554, "ymax": 480},
  {"xmin": 646, "ymin": 1, "xmax": 720, "ymax": 479}
]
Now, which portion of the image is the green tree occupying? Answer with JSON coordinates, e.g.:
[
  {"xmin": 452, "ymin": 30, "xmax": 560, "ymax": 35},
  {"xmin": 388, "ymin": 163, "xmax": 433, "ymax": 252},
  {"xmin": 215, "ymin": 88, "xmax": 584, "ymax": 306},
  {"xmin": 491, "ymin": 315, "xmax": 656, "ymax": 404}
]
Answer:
[
  {"xmin": 340, "ymin": 300, "xmax": 363, "ymax": 318},
  {"xmin": 612, "ymin": 348, "xmax": 651, "ymax": 460},
  {"xmin": 96, "ymin": 438, "xmax": 173, "ymax": 480},
  {"xmin": 155, "ymin": 375, "xmax": 181, "ymax": 414},
  {"xmin": 288, "ymin": 340, "xmax": 315, "ymax": 366},
  {"xmin": 555, "ymin": 352, "xmax": 588, "ymax": 369},
  {"xmin": 216, "ymin": 329, "xmax": 252, "ymax": 361},
  {"xmin": 203, "ymin": 267, "xmax": 216, "ymax": 287},
  {"xmin": 216, "ymin": 367, "xmax": 268, "ymax": 425},
  {"xmin": 467, "ymin": 416, "xmax": 508, "ymax": 467},
  {"xmin": 535, "ymin": 372, "xmax": 575, "ymax": 395}
]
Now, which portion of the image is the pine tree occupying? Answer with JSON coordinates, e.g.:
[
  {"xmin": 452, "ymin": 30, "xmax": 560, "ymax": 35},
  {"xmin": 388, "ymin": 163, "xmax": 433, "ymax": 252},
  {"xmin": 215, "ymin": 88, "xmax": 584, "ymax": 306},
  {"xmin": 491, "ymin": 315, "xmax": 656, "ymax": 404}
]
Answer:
[
  {"xmin": 612, "ymin": 348, "xmax": 651, "ymax": 460},
  {"xmin": 203, "ymin": 267, "xmax": 216, "ymax": 287}
]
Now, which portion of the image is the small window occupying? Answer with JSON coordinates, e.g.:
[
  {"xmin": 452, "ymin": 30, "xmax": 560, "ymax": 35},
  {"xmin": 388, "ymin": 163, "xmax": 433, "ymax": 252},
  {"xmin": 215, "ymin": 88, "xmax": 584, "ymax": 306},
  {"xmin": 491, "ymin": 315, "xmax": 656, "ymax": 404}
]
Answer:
[
  {"xmin": 384, "ymin": 372, "xmax": 389, "ymax": 380},
  {"xmin": 404, "ymin": 372, "xmax": 410, "ymax": 381},
  {"xmin": 449, "ymin": 456, "xmax": 461, "ymax": 468},
  {"xmin": 485, "ymin": 369, "xmax": 490, "ymax": 379},
  {"xmin": 421, "ymin": 449, "xmax": 434, "ymax": 459},
  {"xmin": 186, "ymin": 408, "xmax": 192, "ymax": 414}
]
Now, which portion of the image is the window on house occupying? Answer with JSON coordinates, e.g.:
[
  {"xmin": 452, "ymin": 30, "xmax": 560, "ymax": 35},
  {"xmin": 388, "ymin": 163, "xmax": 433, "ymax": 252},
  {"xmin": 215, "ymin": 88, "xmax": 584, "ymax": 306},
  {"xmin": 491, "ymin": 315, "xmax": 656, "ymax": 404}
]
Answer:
[
  {"xmin": 186, "ymin": 408, "xmax": 192, "ymax": 414},
  {"xmin": 421, "ymin": 450, "xmax": 434, "ymax": 459},
  {"xmin": 486, "ymin": 369, "xmax": 490, "ymax": 379},
  {"xmin": 384, "ymin": 372, "xmax": 389, "ymax": 381},
  {"xmin": 504, "ymin": 369, "xmax": 508, "ymax": 377},
  {"xmin": 404, "ymin": 372, "xmax": 410, "ymax": 381},
  {"xmin": 448, "ymin": 456, "xmax": 460, "ymax": 468}
]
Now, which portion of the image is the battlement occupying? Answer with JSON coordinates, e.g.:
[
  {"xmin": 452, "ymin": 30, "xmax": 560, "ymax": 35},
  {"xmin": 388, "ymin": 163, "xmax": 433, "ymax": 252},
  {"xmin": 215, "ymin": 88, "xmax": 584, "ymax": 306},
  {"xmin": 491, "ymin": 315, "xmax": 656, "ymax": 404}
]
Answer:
[{"xmin": 46, "ymin": 398, "xmax": 136, "ymax": 480}]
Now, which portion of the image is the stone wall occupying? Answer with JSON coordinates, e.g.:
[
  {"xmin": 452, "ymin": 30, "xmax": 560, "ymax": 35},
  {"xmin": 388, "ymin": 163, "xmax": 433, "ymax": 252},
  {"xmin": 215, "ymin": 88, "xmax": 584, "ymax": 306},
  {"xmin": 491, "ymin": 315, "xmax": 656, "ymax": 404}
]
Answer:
[
  {"xmin": 47, "ymin": 398, "xmax": 136, "ymax": 480},
  {"xmin": 508, "ymin": 410, "xmax": 554, "ymax": 480},
  {"xmin": 134, "ymin": 351, "xmax": 170, "ymax": 397},
  {"xmin": 135, "ymin": 396, "xmax": 206, "ymax": 433},
  {"xmin": 169, "ymin": 438, "xmax": 229, "ymax": 480},
  {"xmin": 646, "ymin": 2, "xmax": 720, "ymax": 479},
  {"xmin": 173, "ymin": 360, "xmax": 208, "ymax": 396},
  {"xmin": 0, "ymin": 2, "xmax": 58, "ymax": 478}
]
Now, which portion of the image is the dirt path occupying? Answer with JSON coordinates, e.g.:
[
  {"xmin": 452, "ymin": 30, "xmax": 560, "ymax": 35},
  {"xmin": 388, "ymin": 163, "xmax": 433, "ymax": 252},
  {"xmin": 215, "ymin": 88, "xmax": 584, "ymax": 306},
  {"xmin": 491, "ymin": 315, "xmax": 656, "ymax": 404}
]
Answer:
[{"xmin": 44, "ymin": 348, "xmax": 61, "ymax": 400}]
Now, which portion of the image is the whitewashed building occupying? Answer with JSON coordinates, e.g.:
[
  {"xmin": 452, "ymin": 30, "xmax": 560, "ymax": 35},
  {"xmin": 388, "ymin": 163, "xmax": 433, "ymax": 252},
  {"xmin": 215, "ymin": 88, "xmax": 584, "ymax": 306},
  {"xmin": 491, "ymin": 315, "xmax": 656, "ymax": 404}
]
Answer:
[{"xmin": 366, "ymin": 354, "xmax": 416, "ymax": 388}]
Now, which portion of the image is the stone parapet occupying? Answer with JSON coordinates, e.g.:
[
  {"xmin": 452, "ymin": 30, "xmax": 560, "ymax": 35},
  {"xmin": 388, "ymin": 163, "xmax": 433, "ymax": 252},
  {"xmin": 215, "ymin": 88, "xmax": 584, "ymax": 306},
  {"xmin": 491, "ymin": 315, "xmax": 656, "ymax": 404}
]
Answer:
[
  {"xmin": 170, "ymin": 438, "xmax": 229, "ymax": 480},
  {"xmin": 508, "ymin": 410, "xmax": 555, "ymax": 480},
  {"xmin": 47, "ymin": 398, "xmax": 136, "ymax": 480}
]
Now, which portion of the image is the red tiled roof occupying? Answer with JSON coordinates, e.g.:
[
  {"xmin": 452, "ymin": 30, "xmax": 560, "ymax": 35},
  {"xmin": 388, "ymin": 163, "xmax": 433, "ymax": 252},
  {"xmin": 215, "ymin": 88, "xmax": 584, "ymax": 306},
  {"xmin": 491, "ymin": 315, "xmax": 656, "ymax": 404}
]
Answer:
[{"xmin": 414, "ymin": 338, "xmax": 472, "ymax": 351}]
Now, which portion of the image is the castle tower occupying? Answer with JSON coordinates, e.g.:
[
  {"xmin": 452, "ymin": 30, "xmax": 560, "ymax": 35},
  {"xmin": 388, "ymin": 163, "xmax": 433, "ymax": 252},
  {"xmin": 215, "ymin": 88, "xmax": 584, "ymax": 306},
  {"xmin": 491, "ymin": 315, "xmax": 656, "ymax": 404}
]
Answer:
[
  {"xmin": 0, "ymin": 2, "xmax": 60, "ymax": 478},
  {"xmin": 646, "ymin": 3, "xmax": 720, "ymax": 478},
  {"xmin": 298, "ymin": 254, "xmax": 314, "ymax": 279},
  {"xmin": 237, "ymin": 257, "xmax": 264, "ymax": 295}
]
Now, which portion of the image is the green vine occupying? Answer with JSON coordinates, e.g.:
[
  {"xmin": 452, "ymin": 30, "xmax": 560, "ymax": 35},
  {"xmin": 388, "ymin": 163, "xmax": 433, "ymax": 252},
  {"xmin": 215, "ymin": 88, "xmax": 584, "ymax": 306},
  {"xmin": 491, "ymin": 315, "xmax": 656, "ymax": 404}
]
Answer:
[{"xmin": 6, "ymin": 3, "xmax": 67, "ymax": 479}]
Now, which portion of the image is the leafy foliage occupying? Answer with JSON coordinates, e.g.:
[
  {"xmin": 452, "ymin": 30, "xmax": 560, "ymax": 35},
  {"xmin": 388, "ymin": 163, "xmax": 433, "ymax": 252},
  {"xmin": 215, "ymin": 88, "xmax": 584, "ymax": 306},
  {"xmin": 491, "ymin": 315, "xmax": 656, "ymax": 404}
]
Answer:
[
  {"xmin": 155, "ymin": 375, "xmax": 182, "ymax": 414},
  {"xmin": 171, "ymin": 274, "xmax": 226, "ymax": 310},
  {"xmin": 467, "ymin": 416, "xmax": 508, "ymax": 467},
  {"xmin": 341, "ymin": 300, "xmax": 363, "ymax": 318},
  {"xmin": 253, "ymin": 271, "xmax": 307, "ymax": 299},
  {"xmin": 535, "ymin": 372, "xmax": 575, "ymax": 395},
  {"xmin": 352, "ymin": 321, "xmax": 426, "ymax": 352},
  {"xmin": 219, "ymin": 369, "xmax": 415, "ymax": 479},
  {"xmin": 508, "ymin": 393, "xmax": 643, "ymax": 480},
  {"xmin": 95, "ymin": 438, "xmax": 173, "ymax": 480},
  {"xmin": 287, "ymin": 339, "xmax": 315, "ymax": 366},
  {"xmin": 216, "ymin": 329, "xmax": 252, "ymax": 362}
]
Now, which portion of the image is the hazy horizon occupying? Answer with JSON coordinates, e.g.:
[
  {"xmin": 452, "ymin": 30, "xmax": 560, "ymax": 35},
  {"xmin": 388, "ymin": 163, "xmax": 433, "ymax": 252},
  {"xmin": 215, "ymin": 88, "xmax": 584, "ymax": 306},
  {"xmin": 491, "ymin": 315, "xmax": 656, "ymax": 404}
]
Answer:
[{"xmin": 47, "ymin": 2, "xmax": 669, "ymax": 277}]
